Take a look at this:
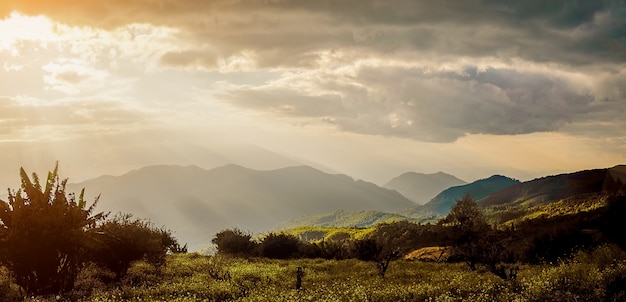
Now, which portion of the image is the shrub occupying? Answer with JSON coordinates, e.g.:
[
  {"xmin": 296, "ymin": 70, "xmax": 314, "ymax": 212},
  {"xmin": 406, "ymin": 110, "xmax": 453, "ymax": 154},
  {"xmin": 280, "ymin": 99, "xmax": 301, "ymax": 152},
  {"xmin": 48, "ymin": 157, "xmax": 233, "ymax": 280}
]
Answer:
[
  {"xmin": 212, "ymin": 229, "xmax": 258, "ymax": 257},
  {"xmin": 89, "ymin": 213, "xmax": 181, "ymax": 279},
  {"xmin": 0, "ymin": 164, "xmax": 105, "ymax": 295},
  {"xmin": 260, "ymin": 233, "xmax": 301, "ymax": 259}
]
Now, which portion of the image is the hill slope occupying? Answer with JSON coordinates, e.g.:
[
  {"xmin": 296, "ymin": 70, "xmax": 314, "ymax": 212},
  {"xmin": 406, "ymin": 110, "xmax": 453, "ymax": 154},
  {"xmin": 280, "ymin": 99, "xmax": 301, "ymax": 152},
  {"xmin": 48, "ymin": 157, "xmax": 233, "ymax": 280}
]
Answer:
[
  {"xmin": 481, "ymin": 165, "xmax": 626, "ymax": 224},
  {"xmin": 384, "ymin": 172, "xmax": 466, "ymax": 204},
  {"xmin": 272, "ymin": 210, "xmax": 412, "ymax": 230},
  {"xmin": 67, "ymin": 164, "xmax": 414, "ymax": 251},
  {"xmin": 401, "ymin": 175, "xmax": 520, "ymax": 219}
]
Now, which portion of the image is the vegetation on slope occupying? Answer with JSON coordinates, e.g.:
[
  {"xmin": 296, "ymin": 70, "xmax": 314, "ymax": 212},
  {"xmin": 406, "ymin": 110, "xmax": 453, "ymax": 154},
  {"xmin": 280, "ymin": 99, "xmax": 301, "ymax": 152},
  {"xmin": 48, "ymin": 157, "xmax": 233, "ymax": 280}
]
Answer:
[
  {"xmin": 2, "ymin": 164, "xmax": 626, "ymax": 301},
  {"xmin": 273, "ymin": 210, "xmax": 414, "ymax": 230},
  {"xmin": 280, "ymin": 225, "xmax": 375, "ymax": 242}
]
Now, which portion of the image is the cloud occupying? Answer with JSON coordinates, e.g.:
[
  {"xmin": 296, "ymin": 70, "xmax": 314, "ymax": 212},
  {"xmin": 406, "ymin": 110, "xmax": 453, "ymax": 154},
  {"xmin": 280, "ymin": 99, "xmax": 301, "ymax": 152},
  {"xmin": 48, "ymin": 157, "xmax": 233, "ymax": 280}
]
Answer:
[
  {"xmin": 220, "ymin": 59, "xmax": 625, "ymax": 142},
  {"xmin": 2, "ymin": 0, "xmax": 624, "ymax": 143},
  {"xmin": 2, "ymin": 0, "xmax": 623, "ymax": 67},
  {"xmin": 0, "ymin": 96, "xmax": 146, "ymax": 139},
  {"xmin": 42, "ymin": 59, "xmax": 110, "ymax": 95}
]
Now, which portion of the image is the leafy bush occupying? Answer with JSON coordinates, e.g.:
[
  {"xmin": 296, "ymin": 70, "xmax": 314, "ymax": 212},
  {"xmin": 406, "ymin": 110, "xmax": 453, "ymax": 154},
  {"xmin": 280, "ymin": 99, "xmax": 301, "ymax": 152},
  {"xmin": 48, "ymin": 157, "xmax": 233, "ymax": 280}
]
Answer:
[
  {"xmin": 260, "ymin": 233, "xmax": 301, "ymax": 259},
  {"xmin": 0, "ymin": 164, "xmax": 105, "ymax": 295},
  {"xmin": 90, "ymin": 213, "xmax": 181, "ymax": 279}
]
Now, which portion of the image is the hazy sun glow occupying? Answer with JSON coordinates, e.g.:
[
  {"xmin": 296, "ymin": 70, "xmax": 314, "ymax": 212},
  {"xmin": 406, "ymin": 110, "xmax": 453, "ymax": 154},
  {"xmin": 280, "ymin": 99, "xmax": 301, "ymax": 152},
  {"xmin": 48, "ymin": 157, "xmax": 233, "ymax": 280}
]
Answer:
[{"xmin": 0, "ymin": 12, "xmax": 58, "ymax": 54}]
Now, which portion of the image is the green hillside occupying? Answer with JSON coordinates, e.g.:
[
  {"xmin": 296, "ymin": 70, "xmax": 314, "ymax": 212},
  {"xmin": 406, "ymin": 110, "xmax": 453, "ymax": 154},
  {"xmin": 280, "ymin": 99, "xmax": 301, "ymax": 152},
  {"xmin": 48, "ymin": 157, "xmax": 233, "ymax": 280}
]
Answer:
[
  {"xmin": 279, "ymin": 226, "xmax": 375, "ymax": 242},
  {"xmin": 272, "ymin": 210, "xmax": 414, "ymax": 230},
  {"xmin": 481, "ymin": 165, "xmax": 626, "ymax": 226}
]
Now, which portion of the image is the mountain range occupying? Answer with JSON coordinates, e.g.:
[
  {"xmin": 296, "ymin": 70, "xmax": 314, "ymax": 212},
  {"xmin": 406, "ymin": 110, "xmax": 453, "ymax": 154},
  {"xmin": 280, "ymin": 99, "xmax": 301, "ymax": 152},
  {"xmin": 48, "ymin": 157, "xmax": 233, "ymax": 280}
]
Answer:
[
  {"xmin": 67, "ymin": 163, "xmax": 626, "ymax": 251},
  {"xmin": 67, "ymin": 164, "xmax": 414, "ymax": 251},
  {"xmin": 400, "ymin": 175, "xmax": 521, "ymax": 219}
]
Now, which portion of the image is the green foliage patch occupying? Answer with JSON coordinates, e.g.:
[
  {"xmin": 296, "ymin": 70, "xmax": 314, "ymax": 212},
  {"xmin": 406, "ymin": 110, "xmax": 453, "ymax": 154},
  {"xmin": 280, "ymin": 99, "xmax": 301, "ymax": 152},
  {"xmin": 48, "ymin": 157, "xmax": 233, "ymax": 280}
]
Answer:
[{"xmin": 281, "ymin": 225, "xmax": 375, "ymax": 243}]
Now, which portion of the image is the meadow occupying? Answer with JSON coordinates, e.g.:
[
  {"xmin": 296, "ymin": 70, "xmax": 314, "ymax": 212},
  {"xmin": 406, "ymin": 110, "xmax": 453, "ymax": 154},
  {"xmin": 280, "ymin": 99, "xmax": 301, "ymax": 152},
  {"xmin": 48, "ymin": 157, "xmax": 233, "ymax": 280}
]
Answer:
[{"xmin": 5, "ymin": 244, "xmax": 623, "ymax": 302}]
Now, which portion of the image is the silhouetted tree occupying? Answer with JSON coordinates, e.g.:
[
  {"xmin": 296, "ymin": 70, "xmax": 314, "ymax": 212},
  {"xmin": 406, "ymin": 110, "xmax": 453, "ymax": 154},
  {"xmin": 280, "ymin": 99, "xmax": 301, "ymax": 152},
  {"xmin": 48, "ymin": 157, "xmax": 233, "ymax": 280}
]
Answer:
[
  {"xmin": 347, "ymin": 238, "xmax": 399, "ymax": 278},
  {"xmin": 0, "ymin": 164, "xmax": 105, "ymax": 295},
  {"xmin": 212, "ymin": 228, "xmax": 257, "ymax": 257}
]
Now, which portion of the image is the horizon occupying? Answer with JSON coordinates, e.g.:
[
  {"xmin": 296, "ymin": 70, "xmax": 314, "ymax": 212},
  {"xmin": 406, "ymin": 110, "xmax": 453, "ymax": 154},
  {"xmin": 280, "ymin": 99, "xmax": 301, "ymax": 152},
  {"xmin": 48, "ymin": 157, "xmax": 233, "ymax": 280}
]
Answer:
[{"xmin": 1, "ymin": 1, "xmax": 625, "ymax": 194}]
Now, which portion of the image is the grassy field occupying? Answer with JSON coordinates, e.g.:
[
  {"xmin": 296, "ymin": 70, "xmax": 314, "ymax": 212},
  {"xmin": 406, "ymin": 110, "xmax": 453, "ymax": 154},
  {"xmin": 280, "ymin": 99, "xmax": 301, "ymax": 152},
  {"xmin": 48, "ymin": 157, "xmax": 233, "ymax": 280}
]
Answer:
[{"xmin": 7, "ymin": 245, "xmax": 623, "ymax": 302}]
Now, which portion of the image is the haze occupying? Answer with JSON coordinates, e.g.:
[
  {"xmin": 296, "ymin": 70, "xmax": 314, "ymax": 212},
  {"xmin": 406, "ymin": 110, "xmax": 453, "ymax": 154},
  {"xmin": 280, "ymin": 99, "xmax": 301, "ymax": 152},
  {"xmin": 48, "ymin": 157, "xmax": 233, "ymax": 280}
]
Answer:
[{"xmin": 1, "ymin": 1, "xmax": 625, "ymax": 191}]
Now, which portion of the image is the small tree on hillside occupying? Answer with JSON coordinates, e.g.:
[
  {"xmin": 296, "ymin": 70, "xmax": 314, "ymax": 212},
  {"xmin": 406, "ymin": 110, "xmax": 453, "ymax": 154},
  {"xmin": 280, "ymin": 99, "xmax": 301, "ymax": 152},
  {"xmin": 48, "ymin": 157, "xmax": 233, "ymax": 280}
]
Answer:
[
  {"xmin": 347, "ymin": 238, "xmax": 399, "ymax": 278},
  {"xmin": 212, "ymin": 228, "xmax": 257, "ymax": 257},
  {"xmin": 0, "ymin": 164, "xmax": 105, "ymax": 295},
  {"xmin": 441, "ymin": 194, "xmax": 491, "ymax": 270},
  {"xmin": 441, "ymin": 194, "xmax": 490, "ymax": 232},
  {"xmin": 441, "ymin": 194, "xmax": 517, "ymax": 279}
]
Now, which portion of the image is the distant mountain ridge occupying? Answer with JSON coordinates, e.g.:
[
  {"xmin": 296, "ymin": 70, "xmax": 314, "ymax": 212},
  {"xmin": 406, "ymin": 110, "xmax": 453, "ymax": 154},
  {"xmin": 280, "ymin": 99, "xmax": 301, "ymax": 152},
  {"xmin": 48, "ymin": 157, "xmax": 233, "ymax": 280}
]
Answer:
[
  {"xmin": 479, "ymin": 165, "xmax": 626, "ymax": 207},
  {"xmin": 384, "ymin": 171, "xmax": 466, "ymax": 204},
  {"xmin": 67, "ymin": 164, "xmax": 414, "ymax": 251},
  {"xmin": 274, "ymin": 165, "xmax": 626, "ymax": 231},
  {"xmin": 401, "ymin": 175, "xmax": 520, "ymax": 219}
]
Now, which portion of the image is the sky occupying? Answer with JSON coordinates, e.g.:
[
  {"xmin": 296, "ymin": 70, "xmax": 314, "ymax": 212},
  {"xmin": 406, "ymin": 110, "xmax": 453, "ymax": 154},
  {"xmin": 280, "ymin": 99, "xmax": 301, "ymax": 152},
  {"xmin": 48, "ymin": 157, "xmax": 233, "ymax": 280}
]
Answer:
[{"xmin": 1, "ymin": 0, "xmax": 625, "ymax": 191}]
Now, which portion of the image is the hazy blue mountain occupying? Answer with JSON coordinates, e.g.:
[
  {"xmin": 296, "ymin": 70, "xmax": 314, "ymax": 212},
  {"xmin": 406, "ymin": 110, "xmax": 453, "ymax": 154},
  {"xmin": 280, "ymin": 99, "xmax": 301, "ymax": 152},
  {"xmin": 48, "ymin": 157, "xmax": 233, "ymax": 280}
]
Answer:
[
  {"xmin": 67, "ymin": 164, "xmax": 414, "ymax": 251},
  {"xmin": 401, "ymin": 175, "xmax": 520, "ymax": 219},
  {"xmin": 384, "ymin": 171, "xmax": 466, "ymax": 204}
]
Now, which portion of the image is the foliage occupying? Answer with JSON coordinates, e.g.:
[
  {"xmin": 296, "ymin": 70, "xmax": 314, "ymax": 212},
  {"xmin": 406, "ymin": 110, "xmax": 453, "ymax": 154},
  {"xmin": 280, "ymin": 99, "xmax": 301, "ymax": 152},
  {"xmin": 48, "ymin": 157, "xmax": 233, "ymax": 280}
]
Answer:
[
  {"xmin": 345, "ymin": 238, "xmax": 398, "ymax": 278},
  {"xmin": 0, "ymin": 164, "xmax": 105, "ymax": 295},
  {"xmin": 8, "ymin": 244, "xmax": 620, "ymax": 301},
  {"xmin": 90, "ymin": 213, "xmax": 182, "ymax": 279},
  {"xmin": 441, "ymin": 194, "xmax": 489, "ymax": 231},
  {"xmin": 281, "ymin": 225, "xmax": 375, "ymax": 242},
  {"xmin": 259, "ymin": 233, "xmax": 301, "ymax": 259},
  {"xmin": 212, "ymin": 229, "xmax": 257, "ymax": 257}
]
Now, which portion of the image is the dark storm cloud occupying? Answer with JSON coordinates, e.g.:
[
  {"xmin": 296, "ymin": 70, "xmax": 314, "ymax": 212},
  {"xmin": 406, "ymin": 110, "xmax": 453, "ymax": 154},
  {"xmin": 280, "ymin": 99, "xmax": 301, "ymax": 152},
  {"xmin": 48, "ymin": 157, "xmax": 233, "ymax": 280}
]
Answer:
[{"xmin": 2, "ymin": 0, "xmax": 623, "ymax": 65}]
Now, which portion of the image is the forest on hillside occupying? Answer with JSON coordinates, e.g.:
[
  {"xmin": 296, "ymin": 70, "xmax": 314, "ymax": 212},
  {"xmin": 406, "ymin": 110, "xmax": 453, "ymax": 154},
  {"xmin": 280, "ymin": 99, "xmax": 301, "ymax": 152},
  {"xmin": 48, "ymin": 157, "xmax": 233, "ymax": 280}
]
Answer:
[{"xmin": 1, "ymin": 166, "xmax": 626, "ymax": 301}]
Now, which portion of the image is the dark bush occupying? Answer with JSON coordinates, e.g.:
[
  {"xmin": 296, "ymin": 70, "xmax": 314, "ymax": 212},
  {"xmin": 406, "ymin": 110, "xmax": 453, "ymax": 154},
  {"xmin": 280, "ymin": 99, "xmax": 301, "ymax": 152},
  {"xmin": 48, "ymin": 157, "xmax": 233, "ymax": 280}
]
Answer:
[
  {"xmin": 212, "ymin": 229, "xmax": 257, "ymax": 257},
  {"xmin": 0, "ymin": 164, "xmax": 105, "ymax": 295},
  {"xmin": 90, "ymin": 213, "xmax": 181, "ymax": 279},
  {"xmin": 260, "ymin": 233, "xmax": 301, "ymax": 259}
]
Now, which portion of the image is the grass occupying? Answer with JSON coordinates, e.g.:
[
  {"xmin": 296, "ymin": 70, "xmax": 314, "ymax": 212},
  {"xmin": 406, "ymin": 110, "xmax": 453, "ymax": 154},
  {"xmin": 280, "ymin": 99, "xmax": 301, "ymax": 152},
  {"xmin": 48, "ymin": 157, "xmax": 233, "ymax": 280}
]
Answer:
[{"xmin": 4, "ymin": 244, "xmax": 621, "ymax": 302}]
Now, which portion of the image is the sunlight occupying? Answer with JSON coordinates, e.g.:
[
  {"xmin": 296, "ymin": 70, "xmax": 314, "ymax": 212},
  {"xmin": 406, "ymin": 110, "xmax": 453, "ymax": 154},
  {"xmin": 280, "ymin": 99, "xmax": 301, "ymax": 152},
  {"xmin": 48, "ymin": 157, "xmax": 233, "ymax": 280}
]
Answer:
[
  {"xmin": 0, "ymin": 11, "xmax": 56, "ymax": 55},
  {"xmin": 0, "ymin": 12, "xmax": 56, "ymax": 56}
]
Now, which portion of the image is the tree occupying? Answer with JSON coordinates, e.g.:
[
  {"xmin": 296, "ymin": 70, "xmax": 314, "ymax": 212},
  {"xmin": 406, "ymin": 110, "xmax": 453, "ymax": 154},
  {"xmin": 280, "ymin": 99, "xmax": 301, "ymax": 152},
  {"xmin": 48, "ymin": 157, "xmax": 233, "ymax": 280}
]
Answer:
[
  {"xmin": 441, "ymin": 194, "xmax": 518, "ymax": 279},
  {"xmin": 347, "ymin": 238, "xmax": 399, "ymax": 278},
  {"xmin": 0, "ymin": 164, "xmax": 105, "ymax": 295},
  {"xmin": 441, "ymin": 194, "xmax": 489, "ymax": 232},
  {"xmin": 441, "ymin": 194, "xmax": 492, "ymax": 270},
  {"xmin": 212, "ymin": 228, "xmax": 257, "ymax": 257}
]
